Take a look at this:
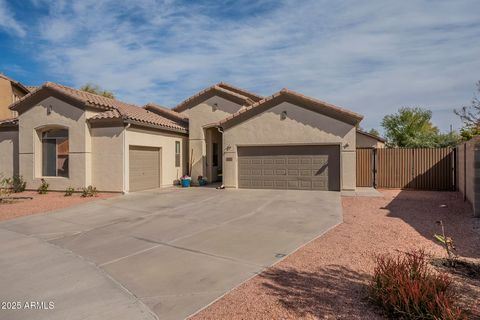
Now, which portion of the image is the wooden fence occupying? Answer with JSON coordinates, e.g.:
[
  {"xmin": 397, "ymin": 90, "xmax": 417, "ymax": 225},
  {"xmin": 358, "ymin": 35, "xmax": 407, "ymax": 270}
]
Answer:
[{"xmin": 356, "ymin": 148, "xmax": 455, "ymax": 190}]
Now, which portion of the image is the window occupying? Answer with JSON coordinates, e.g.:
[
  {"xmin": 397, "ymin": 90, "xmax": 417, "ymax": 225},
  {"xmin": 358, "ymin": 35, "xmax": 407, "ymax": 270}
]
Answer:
[
  {"xmin": 175, "ymin": 141, "xmax": 181, "ymax": 167},
  {"xmin": 42, "ymin": 129, "xmax": 69, "ymax": 177},
  {"xmin": 212, "ymin": 143, "xmax": 219, "ymax": 167}
]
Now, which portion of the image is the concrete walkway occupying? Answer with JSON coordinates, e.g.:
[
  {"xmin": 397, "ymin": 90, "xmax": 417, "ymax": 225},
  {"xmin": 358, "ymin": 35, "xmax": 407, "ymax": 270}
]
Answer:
[
  {"xmin": 0, "ymin": 228, "xmax": 156, "ymax": 320},
  {"xmin": 0, "ymin": 188, "xmax": 342, "ymax": 320}
]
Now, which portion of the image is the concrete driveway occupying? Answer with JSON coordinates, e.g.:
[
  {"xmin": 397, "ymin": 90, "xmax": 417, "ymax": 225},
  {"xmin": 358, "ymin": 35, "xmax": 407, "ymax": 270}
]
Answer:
[{"xmin": 0, "ymin": 187, "xmax": 341, "ymax": 320}]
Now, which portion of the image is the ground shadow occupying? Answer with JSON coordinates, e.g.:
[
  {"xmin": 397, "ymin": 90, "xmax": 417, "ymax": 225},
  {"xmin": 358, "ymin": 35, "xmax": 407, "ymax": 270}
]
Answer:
[
  {"xmin": 260, "ymin": 265, "xmax": 384, "ymax": 319},
  {"xmin": 383, "ymin": 190, "xmax": 480, "ymax": 259}
]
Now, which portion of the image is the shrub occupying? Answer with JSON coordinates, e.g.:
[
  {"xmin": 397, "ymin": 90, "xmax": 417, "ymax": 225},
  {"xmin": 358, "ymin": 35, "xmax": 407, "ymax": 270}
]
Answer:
[
  {"xmin": 37, "ymin": 179, "xmax": 49, "ymax": 194},
  {"xmin": 0, "ymin": 175, "xmax": 12, "ymax": 199},
  {"xmin": 81, "ymin": 185, "xmax": 97, "ymax": 197},
  {"xmin": 369, "ymin": 249, "xmax": 465, "ymax": 320},
  {"xmin": 11, "ymin": 175, "xmax": 26, "ymax": 193},
  {"xmin": 64, "ymin": 187, "xmax": 75, "ymax": 196}
]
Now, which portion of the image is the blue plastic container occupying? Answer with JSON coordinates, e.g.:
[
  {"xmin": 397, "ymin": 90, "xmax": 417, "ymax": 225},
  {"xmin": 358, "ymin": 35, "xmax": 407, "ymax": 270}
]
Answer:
[{"xmin": 181, "ymin": 179, "xmax": 191, "ymax": 188}]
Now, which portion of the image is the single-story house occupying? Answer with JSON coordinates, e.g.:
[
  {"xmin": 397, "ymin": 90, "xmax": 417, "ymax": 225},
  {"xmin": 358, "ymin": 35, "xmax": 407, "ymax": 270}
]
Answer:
[
  {"xmin": 0, "ymin": 81, "xmax": 369, "ymax": 192},
  {"xmin": 1, "ymin": 82, "xmax": 188, "ymax": 192},
  {"xmin": 356, "ymin": 130, "xmax": 386, "ymax": 148}
]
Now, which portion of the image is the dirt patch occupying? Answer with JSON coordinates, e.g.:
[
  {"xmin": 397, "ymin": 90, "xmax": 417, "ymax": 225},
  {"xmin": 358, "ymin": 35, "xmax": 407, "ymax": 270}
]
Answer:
[
  {"xmin": 0, "ymin": 191, "xmax": 115, "ymax": 221},
  {"xmin": 190, "ymin": 190, "xmax": 480, "ymax": 319}
]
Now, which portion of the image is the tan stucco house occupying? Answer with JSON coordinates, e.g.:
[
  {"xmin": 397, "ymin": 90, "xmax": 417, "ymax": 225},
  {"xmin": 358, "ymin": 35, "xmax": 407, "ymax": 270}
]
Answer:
[
  {"xmin": 0, "ymin": 81, "xmax": 368, "ymax": 192},
  {"xmin": 0, "ymin": 82, "xmax": 187, "ymax": 192},
  {"xmin": 356, "ymin": 130, "xmax": 386, "ymax": 148},
  {"xmin": 0, "ymin": 73, "xmax": 31, "ymax": 120}
]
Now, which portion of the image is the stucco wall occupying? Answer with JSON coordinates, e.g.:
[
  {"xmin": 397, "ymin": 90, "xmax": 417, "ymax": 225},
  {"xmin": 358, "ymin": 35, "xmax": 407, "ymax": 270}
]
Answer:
[
  {"xmin": 356, "ymin": 132, "xmax": 385, "ymax": 148},
  {"xmin": 91, "ymin": 125, "xmax": 124, "ymax": 192},
  {"xmin": 180, "ymin": 96, "xmax": 243, "ymax": 182},
  {"xmin": 125, "ymin": 126, "xmax": 187, "ymax": 191},
  {"xmin": 0, "ymin": 129, "xmax": 19, "ymax": 178},
  {"xmin": 0, "ymin": 78, "xmax": 14, "ymax": 120},
  {"xmin": 223, "ymin": 101, "xmax": 357, "ymax": 190},
  {"xmin": 18, "ymin": 97, "xmax": 91, "ymax": 191}
]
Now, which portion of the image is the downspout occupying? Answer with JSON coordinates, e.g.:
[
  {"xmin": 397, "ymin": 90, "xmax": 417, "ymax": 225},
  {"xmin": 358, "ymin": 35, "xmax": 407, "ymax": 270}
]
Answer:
[{"xmin": 123, "ymin": 123, "xmax": 131, "ymax": 193}]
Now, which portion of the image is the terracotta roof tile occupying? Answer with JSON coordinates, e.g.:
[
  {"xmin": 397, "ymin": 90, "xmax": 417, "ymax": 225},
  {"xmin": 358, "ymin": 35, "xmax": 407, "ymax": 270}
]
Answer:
[
  {"xmin": 218, "ymin": 88, "xmax": 363, "ymax": 127},
  {"xmin": 217, "ymin": 82, "xmax": 263, "ymax": 102},
  {"xmin": 143, "ymin": 103, "xmax": 189, "ymax": 122},
  {"xmin": 9, "ymin": 82, "xmax": 188, "ymax": 133},
  {"xmin": 0, "ymin": 117, "xmax": 18, "ymax": 127},
  {"xmin": 173, "ymin": 83, "xmax": 257, "ymax": 112}
]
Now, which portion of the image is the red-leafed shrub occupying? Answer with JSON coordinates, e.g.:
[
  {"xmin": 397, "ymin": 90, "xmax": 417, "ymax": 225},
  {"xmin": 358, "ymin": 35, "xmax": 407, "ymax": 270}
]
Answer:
[{"xmin": 369, "ymin": 249, "xmax": 465, "ymax": 319}]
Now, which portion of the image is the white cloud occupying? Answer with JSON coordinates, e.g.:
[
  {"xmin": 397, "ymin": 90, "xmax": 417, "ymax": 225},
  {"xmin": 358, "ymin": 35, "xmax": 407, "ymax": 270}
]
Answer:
[
  {"xmin": 32, "ymin": 0, "xmax": 480, "ymax": 132},
  {"xmin": 0, "ymin": 0, "xmax": 26, "ymax": 37}
]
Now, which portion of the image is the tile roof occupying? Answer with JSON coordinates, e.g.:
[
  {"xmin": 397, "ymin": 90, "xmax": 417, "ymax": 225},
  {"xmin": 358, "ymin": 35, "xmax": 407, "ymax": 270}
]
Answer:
[
  {"xmin": 143, "ymin": 103, "xmax": 189, "ymax": 122},
  {"xmin": 0, "ymin": 117, "xmax": 18, "ymax": 127},
  {"xmin": 9, "ymin": 82, "xmax": 188, "ymax": 133},
  {"xmin": 26, "ymin": 86, "xmax": 39, "ymax": 92},
  {"xmin": 216, "ymin": 82, "xmax": 263, "ymax": 102},
  {"xmin": 173, "ymin": 83, "xmax": 259, "ymax": 112},
  {"xmin": 218, "ymin": 88, "xmax": 363, "ymax": 127}
]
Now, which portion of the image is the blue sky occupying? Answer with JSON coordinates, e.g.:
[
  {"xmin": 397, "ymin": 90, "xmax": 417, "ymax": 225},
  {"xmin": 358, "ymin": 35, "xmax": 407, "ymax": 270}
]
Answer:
[{"xmin": 1, "ymin": 0, "xmax": 479, "ymax": 132}]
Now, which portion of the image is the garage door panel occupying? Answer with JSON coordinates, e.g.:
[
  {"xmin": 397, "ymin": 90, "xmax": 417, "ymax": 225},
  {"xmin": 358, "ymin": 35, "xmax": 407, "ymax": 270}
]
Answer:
[
  {"xmin": 238, "ymin": 145, "xmax": 340, "ymax": 191},
  {"xmin": 129, "ymin": 146, "xmax": 161, "ymax": 192}
]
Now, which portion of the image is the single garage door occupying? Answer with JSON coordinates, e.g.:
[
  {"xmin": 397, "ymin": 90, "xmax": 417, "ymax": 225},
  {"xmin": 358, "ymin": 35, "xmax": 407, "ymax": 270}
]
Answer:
[
  {"xmin": 129, "ymin": 146, "xmax": 161, "ymax": 191},
  {"xmin": 238, "ymin": 145, "xmax": 340, "ymax": 191}
]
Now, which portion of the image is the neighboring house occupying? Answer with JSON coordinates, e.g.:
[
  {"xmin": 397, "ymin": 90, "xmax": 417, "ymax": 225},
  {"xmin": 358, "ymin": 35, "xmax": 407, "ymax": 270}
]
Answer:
[
  {"xmin": 0, "ymin": 74, "xmax": 31, "ymax": 120},
  {"xmin": 0, "ymin": 82, "xmax": 187, "ymax": 192},
  {"xmin": 0, "ymin": 81, "xmax": 366, "ymax": 192},
  {"xmin": 356, "ymin": 130, "xmax": 386, "ymax": 148}
]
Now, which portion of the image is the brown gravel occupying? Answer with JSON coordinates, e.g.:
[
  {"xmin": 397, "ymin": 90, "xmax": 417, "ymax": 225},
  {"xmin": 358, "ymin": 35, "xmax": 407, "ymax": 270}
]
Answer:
[
  {"xmin": 0, "ymin": 191, "xmax": 115, "ymax": 221},
  {"xmin": 190, "ymin": 190, "xmax": 480, "ymax": 320}
]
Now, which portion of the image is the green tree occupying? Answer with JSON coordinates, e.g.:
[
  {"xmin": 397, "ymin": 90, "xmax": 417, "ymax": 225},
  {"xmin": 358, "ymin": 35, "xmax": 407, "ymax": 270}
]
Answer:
[
  {"xmin": 434, "ymin": 131, "xmax": 462, "ymax": 148},
  {"xmin": 79, "ymin": 83, "xmax": 115, "ymax": 99},
  {"xmin": 382, "ymin": 107, "xmax": 460, "ymax": 148},
  {"xmin": 368, "ymin": 128, "xmax": 380, "ymax": 137},
  {"xmin": 455, "ymin": 81, "xmax": 480, "ymax": 140},
  {"xmin": 381, "ymin": 107, "xmax": 439, "ymax": 147}
]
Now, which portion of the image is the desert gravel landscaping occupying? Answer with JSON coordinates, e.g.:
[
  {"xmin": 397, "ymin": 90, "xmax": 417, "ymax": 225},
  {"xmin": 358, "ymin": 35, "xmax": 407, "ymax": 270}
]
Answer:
[
  {"xmin": 190, "ymin": 190, "xmax": 480, "ymax": 319},
  {"xmin": 0, "ymin": 191, "xmax": 114, "ymax": 221}
]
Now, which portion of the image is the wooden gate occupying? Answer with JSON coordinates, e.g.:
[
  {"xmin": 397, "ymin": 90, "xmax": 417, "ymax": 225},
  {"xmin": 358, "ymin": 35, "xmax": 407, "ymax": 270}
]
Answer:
[
  {"xmin": 356, "ymin": 148, "xmax": 455, "ymax": 190},
  {"xmin": 356, "ymin": 148, "xmax": 374, "ymax": 187}
]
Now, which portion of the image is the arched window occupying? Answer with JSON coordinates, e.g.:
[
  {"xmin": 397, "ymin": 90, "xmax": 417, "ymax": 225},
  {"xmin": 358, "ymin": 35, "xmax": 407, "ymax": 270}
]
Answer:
[{"xmin": 42, "ymin": 128, "xmax": 69, "ymax": 177}]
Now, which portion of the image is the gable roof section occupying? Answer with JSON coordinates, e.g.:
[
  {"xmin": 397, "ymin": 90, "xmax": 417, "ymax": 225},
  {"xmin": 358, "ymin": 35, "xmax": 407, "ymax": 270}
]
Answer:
[
  {"xmin": 356, "ymin": 129, "xmax": 386, "ymax": 142},
  {"xmin": 173, "ymin": 83, "xmax": 261, "ymax": 112},
  {"xmin": 218, "ymin": 88, "xmax": 363, "ymax": 129},
  {"xmin": 216, "ymin": 82, "xmax": 263, "ymax": 102},
  {"xmin": 9, "ymin": 82, "xmax": 188, "ymax": 133},
  {"xmin": 143, "ymin": 103, "xmax": 189, "ymax": 123}
]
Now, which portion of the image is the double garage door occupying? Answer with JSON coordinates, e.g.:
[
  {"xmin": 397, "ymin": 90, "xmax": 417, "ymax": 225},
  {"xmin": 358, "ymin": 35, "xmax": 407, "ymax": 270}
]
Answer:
[
  {"xmin": 129, "ymin": 146, "xmax": 161, "ymax": 192},
  {"xmin": 238, "ymin": 145, "xmax": 340, "ymax": 191}
]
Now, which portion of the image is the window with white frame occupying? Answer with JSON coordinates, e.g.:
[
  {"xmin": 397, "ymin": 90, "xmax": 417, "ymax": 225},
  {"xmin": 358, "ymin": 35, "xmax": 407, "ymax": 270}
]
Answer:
[{"xmin": 42, "ymin": 129, "xmax": 69, "ymax": 177}]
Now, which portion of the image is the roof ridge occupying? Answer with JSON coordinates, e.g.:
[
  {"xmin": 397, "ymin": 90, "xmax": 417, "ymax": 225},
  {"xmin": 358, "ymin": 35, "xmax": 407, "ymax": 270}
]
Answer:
[
  {"xmin": 174, "ymin": 83, "xmax": 254, "ymax": 112},
  {"xmin": 217, "ymin": 82, "xmax": 263, "ymax": 101},
  {"xmin": 218, "ymin": 89, "xmax": 363, "ymax": 127},
  {"xmin": 8, "ymin": 81, "xmax": 188, "ymax": 133}
]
